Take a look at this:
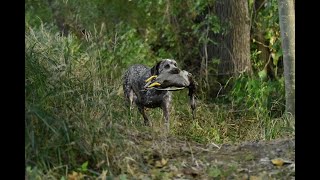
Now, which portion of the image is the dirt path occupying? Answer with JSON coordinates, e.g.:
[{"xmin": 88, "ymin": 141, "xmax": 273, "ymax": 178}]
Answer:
[{"xmin": 121, "ymin": 130, "xmax": 295, "ymax": 179}]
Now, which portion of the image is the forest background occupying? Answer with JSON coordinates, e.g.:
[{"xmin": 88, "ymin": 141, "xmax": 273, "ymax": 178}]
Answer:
[{"xmin": 25, "ymin": 0, "xmax": 295, "ymax": 179}]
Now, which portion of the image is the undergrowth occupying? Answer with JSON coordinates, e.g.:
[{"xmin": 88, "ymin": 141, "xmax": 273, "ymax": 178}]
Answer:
[{"xmin": 25, "ymin": 23, "xmax": 294, "ymax": 179}]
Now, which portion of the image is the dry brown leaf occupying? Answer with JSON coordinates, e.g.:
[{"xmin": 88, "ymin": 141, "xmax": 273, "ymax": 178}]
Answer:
[
  {"xmin": 249, "ymin": 175, "xmax": 259, "ymax": 180},
  {"xmin": 154, "ymin": 160, "xmax": 162, "ymax": 168},
  {"xmin": 67, "ymin": 171, "xmax": 84, "ymax": 180},
  {"xmin": 154, "ymin": 158, "xmax": 168, "ymax": 168},
  {"xmin": 161, "ymin": 158, "xmax": 168, "ymax": 166},
  {"xmin": 271, "ymin": 158, "xmax": 284, "ymax": 166}
]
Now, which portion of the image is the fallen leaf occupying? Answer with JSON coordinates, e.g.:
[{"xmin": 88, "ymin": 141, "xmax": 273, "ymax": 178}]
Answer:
[
  {"xmin": 271, "ymin": 158, "xmax": 284, "ymax": 166},
  {"xmin": 249, "ymin": 175, "xmax": 259, "ymax": 180},
  {"xmin": 161, "ymin": 158, "xmax": 168, "ymax": 166},
  {"xmin": 155, "ymin": 158, "xmax": 168, "ymax": 168},
  {"xmin": 155, "ymin": 161, "xmax": 162, "ymax": 168},
  {"xmin": 67, "ymin": 171, "xmax": 84, "ymax": 180}
]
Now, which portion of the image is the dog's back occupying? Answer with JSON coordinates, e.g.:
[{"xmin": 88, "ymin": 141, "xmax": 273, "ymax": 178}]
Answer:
[{"xmin": 123, "ymin": 64, "xmax": 148, "ymax": 103}]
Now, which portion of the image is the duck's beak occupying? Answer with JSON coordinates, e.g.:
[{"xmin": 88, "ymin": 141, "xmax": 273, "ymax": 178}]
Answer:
[{"xmin": 147, "ymin": 82, "xmax": 161, "ymax": 88}]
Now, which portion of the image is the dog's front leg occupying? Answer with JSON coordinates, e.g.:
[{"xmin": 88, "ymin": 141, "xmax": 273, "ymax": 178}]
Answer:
[
  {"xmin": 138, "ymin": 106, "xmax": 151, "ymax": 126},
  {"xmin": 162, "ymin": 105, "xmax": 170, "ymax": 131},
  {"xmin": 162, "ymin": 94, "xmax": 172, "ymax": 131}
]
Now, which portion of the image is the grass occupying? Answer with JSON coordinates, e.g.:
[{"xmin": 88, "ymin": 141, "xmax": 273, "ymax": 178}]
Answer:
[{"xmin": 25, "ymin": 23, "xmax": 294, "ymax": 179}]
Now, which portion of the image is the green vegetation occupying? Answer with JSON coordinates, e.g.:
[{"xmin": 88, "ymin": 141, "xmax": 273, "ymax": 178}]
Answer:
[{"xmin": 25, "ymin": 0, "xmax": 294, "ymax": 178}]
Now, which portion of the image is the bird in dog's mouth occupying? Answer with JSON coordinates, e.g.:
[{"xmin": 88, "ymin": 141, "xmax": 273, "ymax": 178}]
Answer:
[
  {"xmin": 144, "ymin": 70, "xmax": 192, "ymax": 91},
  {"xmin": 144, "ymin": 69, "xmax": 197, "ymax": 119}
]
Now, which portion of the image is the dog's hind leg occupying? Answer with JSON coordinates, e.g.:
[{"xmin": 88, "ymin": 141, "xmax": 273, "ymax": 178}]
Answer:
[{"xmin": 128, "ymin": 89, "xmax": 136, "ymax": 110}]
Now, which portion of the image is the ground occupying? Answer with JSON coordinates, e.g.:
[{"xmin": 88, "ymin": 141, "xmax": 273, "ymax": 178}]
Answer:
[{"xmin": 104, "ymin": 127, "xmax": 295, "ymax": 180}]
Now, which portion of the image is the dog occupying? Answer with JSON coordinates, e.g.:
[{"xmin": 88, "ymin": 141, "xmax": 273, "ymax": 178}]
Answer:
[{"xmin": 123, "ymin": 59, "xmax": 181, "ymax": 130}]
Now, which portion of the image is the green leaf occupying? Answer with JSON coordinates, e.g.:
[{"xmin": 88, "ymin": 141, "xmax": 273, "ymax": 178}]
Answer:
[
  {"xmin": 273, "ymin": 50, "xmax": 283, "ymax": 65},
  {"xmin": 80, "ymin": 161, "xmax": 88, "ymax": 172}
]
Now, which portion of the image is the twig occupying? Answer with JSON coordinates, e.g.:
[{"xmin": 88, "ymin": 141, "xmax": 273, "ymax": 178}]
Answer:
[
  {"xmin": 216, "ymin": 82, "xmax": 223, "ymax": 98},
  {"xmin": 210, "ymin": 142, "xmax": 221, "ymax": 149},
  {"xmin": 87, "ymin": 169, "xmax": 101, "ymax": 176},
  {"xmin": 187, "ymin": 142, "xmax": 195, "ymax": 163},
  {"xmin": 253, "ymin": 39, "xmax": 270, "ymax": 48}
]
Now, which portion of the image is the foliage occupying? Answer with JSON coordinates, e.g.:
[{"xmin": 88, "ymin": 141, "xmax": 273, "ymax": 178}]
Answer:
[
  {"xmin": 251, "ymin": 0, "xmax": 283, "ymax": 77},
  {"xmin": 229, "ymin": 74, "xmax": 285, "ymax": 118},
  {"xmin": 25, "ymin": 23, "xmax": 155, "ymax": 177},
  {"xmin": 25, "ymin": 0, "xmax": 294, "ymax": 178},
  {"xmin": 25, "ymin": 0, "xmax": 53, "ymax": 26}
]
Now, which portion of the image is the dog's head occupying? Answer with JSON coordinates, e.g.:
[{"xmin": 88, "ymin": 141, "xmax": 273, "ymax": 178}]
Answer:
[{"xmin": 151, "ymin": 59, "xmax": 180, "ymax": 76}]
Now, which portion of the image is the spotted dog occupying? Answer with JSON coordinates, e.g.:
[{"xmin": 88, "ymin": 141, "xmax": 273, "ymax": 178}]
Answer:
[{"xmin": 123, "ymin": 59, "xmax": 185, "ymax": 128}]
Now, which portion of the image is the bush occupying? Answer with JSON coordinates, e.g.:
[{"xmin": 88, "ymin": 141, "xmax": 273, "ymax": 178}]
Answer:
[{"xmin": 229, "ymin": 74, "xmax": 285, "ymax": 118}]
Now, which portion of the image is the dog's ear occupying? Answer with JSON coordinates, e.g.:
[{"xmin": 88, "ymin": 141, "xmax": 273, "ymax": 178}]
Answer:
[{"xmin": 151, "ymin": 61, "xmax": 162, "ymax": 75}]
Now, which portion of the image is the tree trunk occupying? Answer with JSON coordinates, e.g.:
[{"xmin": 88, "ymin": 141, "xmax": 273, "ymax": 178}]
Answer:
[
  {"xmin": 278, "ymin": 0, "xmax": 295, "ymax": 116},
  {"xmin": 213, "ymin": 0, "xmax": 252, "ymax": 77}
]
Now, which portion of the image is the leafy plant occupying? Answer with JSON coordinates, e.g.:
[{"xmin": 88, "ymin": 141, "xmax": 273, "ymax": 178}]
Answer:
[
  {"xmin": 251, "ymin": 0, "xmax": 283, "ymax": 79},
  {"xmin": 77, "ymin": 161, "xmax": 88, "ymax": 173},
  {"xmin": 229, "ymin": 74, "xmax": 285, "ymax": 118}
]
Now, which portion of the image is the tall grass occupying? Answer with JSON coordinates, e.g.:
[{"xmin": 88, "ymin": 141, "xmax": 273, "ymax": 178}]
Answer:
[
  {"xmin": 25, "ymin": 23, "xmax": 294, "ymax": 178},
  {"xmin": 25, "ymin": 22, "xmax": 154, "ymax": 177}
]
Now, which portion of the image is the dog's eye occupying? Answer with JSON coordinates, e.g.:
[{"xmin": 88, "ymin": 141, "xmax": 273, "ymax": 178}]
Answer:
[
  {"xmin": 174, "ymin": 63, "xmax": 177, "ymax": 67},
  {"xmin": 165, "ymin": 64, "xmax": 170, "ymax": 69}
]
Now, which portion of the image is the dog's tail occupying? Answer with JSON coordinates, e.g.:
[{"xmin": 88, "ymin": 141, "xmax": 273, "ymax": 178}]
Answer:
[{"xmin": 123, "ymin": 70, "xmax": 132, "ymax": 103}]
